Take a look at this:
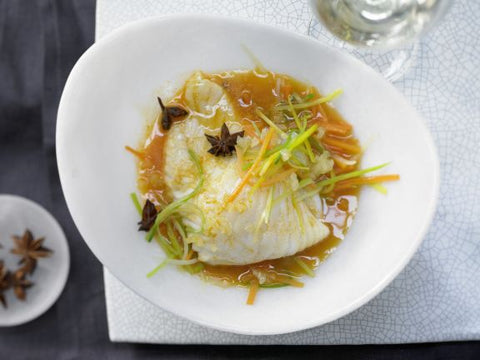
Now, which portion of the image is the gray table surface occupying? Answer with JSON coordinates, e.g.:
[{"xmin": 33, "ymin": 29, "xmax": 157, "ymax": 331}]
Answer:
[{"xmin": 1, "ymin": 0, "xmax": 480, "ymax": 358}]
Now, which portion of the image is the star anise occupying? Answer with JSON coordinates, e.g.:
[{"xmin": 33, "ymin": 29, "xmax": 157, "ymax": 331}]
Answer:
[
  {"xmin": 11, "ymin": 230, "xmax": 52, "ymax": 275},
  {"xmin": 205, "ymin": 123, "xmax": 245, "ymax": 157},
  {"xmin": 157, "ymin": 96, "xmax": 189, "ymax": 130},
  {"xmin": 10, "ymin": 269, "xmax": 33, "ymax": 301},
  {"xmin": 138, "ymin": 199, "xmax": 158, "ymax": 232},
  {"xmin": 0, "ymin": 261, "xmax": 10, "ymax": 308}
]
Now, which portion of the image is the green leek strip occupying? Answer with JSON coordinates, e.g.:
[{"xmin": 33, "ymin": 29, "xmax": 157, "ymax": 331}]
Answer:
[
  {"xmin": 155, "ymin": 232, "xmax": 180, "ymax": 258},
  {"xmin": 264, "ymin": 134, "xmax": 292, "ymax": 157},
  {"xmin": 294, "ymin": 258, "xmax": 315, "ymax": 277},
  {"xmin": 286, "ymin": 124, "xmax": 319, "ymax": 152},
  {"xmin": 178, "ymin": 203, "xmax": 206, "ymax": 231},
  {"xmin": 130, "ymin": 192, "xmax": 142, "ymax": 215},
  {"xmin": 304, "ymin": 139, "xmax": 315, "ymax": 162},
  {"xmin": 166, "ymin": 221, "xmax": 182, "ymax": 255},
  {"xmin": 303, "ymin": 93, "xmax": 315, "ymax": 101},
  {"xmin": 172, "ymin": 218, "xmax": 187, "ymax": 240},
  {"xmin": 272, "ymin": 178, "xmax": 313, "ymax": 206},
  {"xmin": 297, "ymin": 162, "xmax": 390, "ymax": 201},
  {"xmin": 259, "ymin": 125, "xmax": 318, "ymax": 177},
  {"xmin": 255, "ymin": 108, "xmax": 287, "ymax": 138},
  {"xmin": 287, "ymin": 97, "xmax": 302, "ymax": 130},
  {"xmin": 259, "ymin": 283, "xmax": 289, "ymax": 288},
  {"xmin": 146, "ymin": 149, "xmax": 204, "ymax": 242},
  {"xmin": 309, "ymin": 136, "xmax": 325, "ymax": 153},
  {"xmin": 292, "ymin": 93, "xmax": 303, "ymax": 103},
  {"xmin": 259, "ymin": 152, "xmax": 282, "ymax": 177},
  {"xmin": 147, "ymin": 259, "xmax": 169, "ymax": 278},
  {"xmin": 147, "ymin": 258, "xmax": 199, "ymax": 278},
  {"xmin": 251, "ymin": 121, "xmax": 262, "ymax": 137},
  {"xmin": 288, "ymin": 162, "xmax": 309, "ymax": 171},
  {"xmin": 369, "ymin": 183, "xmax": 388, "ymax": 195},
  {"xmin": 184, "ymin": 262, "xmax": 204, "ymax": 274},
  {"xmin": 242, "ymin": 161, "xmax": 253, "ymax": 171},
  {"xmin": 320, "ymin": 169, "xmax": 337, "ymax": 195},
  {"xmin": 276, "ymin": 89, "xmax": 343, "ymax": 111},
  {"xmin": 167, "ymin": 258, "xmax": 198, "ymax": 265}
]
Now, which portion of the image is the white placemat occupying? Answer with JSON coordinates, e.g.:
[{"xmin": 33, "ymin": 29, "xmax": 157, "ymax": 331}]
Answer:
[{"xmin": 99, "ymin": 0, "xmax": 480, "ymax": 344}]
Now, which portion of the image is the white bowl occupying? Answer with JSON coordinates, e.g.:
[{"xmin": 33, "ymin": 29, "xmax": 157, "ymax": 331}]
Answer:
[{"xmin": 56, "ymin": 15, "xmax": 439, "ymax": 335}]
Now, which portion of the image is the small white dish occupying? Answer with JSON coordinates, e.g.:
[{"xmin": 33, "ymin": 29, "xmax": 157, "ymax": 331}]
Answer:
[
  {"xmin": 56, "ymin": 15, "xmax": 439, "ymax": 335},
  {"xmin": 0, "ymin": 195, "xmax": 70, "ymax": 327}
]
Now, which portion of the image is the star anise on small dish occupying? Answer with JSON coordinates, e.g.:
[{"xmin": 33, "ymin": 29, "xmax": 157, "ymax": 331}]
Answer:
[
  {"xmin": 10, "ymin": 269, "xmax": 33, "ymax": 301},
  {"xmin": 11, "ymin": 230, "xmax": 52, "ymax": 275},
  {"xmin": 157, "ymin": 96, "xmax": 189, "ymax": 130},
  {"xmin": 0, "ymin": 261, "xmax": 11, "ymax": 308},
  {"xmin": 205, "ymin": 123, "xmax": 245, "ymax": 157},
  {"xmin": 138, "ymin": 199, "xmax": 158, "ymax": 232}
]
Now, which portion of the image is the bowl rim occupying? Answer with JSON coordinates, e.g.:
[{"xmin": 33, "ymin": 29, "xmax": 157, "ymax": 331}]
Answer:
[{"xmin": 57, "ymin": 14, "xmax": 440, "ymax": 335}]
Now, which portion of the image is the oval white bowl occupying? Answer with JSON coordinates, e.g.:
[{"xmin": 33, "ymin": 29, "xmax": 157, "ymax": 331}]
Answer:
[{"xmin": 56, "ymin": 15, "xmax": 439, "ymax": 335}]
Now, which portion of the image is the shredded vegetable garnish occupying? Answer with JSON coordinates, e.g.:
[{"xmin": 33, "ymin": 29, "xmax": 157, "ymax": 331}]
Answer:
[
  {"xmin": 255, "ymin": 109, "xmax": 287, "ymax": 138},
  {"xmin": 246, "ymin": 280, "xmax": 259, "ymax": 305},
  {"xmin": 276, "ymin": 89, "xmax": 343, "ymax": 111},
  {"xmin": 294, "ymin": 258, "xmax": 315, "ymax": 277},
  {"xmin": 130, "ymin": 67, "xmax": 401, "ymax": 305},
  {"xmin": 146, "ymin": 149, "xmax": 204, "ymax": 242},
  {"xmin": 130, "ymin": 192, "xmax": 142, "ymax": 215}
]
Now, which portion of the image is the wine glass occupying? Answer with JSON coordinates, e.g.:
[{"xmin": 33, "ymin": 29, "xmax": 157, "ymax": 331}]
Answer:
[{"xmin": 309, "ymin": 0, "xmax": 452, "ymax": 81}]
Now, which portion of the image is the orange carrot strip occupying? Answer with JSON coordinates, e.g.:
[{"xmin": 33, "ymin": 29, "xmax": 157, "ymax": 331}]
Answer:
[
  {"xmin": 246, "ymin": 280, "xmax": 259, "ymax": 305},
  {"xmin": 226, "ymin": 128, "xmax": 274, "ymax": 203},
  {"xmin": 125, "ymin": 145, "xmax": 144, "ymax": 159},
  {"xmin": 322, "ymin": 137, "xmax": 362, "ymax": 154},
  {"xmin": 336, "ymin": 174, "xmax": 400, "ymax": 188},
  {"xmin": 318, "ymin": 121, "xmax": 352, "ymax": 136}
]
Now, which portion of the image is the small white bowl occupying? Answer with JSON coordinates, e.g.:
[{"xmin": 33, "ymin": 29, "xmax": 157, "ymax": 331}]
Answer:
[
  {"xmin": 56, "ymin": 15, "xmax": 439, "ymax": 335},
  {"xmin": 0, "ymin": 195, "xmax": 70, "ymax": 326}
]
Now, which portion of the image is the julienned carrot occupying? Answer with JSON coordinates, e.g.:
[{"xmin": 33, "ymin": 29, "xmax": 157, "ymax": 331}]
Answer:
[
  {"xmin": 246, "ymin": 280, "xmax": 259, "ymax": 305},
  {"xmin": 125, "ymin": 145, "xmax": 144, "ymax": 159},
  {"xmin": 318, "ymin": 121, "xmax": 352, "ymax": 136},
  {"xmin": 243, "ymin": 122, "xmax": 261, "ymax": 141},
  {"xmin": 322, "ymin": 136, "xmax": 362, "ymax": 154},
  {"xmin": 226, "ymin": 128, "xmax": 274, "ymax": 203},
  {"xmin": 335, "ymin": 174, "xmax": 400, "ymax": 191}
]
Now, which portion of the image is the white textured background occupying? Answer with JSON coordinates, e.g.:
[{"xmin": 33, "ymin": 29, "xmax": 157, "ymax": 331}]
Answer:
[{"xmin": 98, "ymin": 0, "xmax": 480, "ymax": 344}]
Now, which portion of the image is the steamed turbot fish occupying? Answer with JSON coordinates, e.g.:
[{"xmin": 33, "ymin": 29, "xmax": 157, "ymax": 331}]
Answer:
[{"xmin": 163, "ymin": 72, "xmax": 331, "ymax": 265}]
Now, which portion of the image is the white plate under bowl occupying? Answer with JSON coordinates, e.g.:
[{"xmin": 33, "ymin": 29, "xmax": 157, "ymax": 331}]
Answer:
[
  {"xmin": 0, "ymin": 195, "xmax": 70, "ymax": 326},
  {"xmin": 56, "ymin": 15, "xmax": 438, "ymax": 335}
]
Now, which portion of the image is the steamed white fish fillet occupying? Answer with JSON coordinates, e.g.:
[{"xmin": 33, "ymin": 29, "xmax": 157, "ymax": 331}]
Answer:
[{"xmin": 163, "ymin": 73, "xmax": 330, "ymax": 265}]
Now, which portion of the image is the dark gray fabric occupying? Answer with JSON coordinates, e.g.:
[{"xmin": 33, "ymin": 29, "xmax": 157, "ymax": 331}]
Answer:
[{"xmin": 0, "ymin": 0, "xmax": 479, "ymax": 358}]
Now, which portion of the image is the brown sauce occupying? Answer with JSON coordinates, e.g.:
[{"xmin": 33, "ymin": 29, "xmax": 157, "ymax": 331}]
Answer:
[{"xmin": 138, "ymin": 70, "xmax": 361, "ymax": 287}]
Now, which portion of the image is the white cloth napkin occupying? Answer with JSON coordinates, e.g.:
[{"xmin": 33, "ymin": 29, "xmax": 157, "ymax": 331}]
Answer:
[{"xmin": 99, "ymin": 0, "xmax": 480, "ymax": 344}]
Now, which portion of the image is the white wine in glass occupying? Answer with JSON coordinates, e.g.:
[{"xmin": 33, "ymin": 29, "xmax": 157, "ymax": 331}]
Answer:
[{"xmin": 309, "ymin": 0, "xmax": 451, "ymax": 79}]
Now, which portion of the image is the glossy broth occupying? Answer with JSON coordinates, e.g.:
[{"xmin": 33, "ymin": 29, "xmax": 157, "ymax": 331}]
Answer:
[{"xmin": 137, "ymin": 70, "xmax": 361, "ymax": 287}]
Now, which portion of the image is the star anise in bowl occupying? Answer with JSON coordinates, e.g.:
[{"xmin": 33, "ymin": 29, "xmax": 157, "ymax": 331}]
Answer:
[
  {"xmin": 0, "ymin": 261, "xmax": 10, "ymax": 308},
  {"xmin": 205, "ymin": 123, "xmax": 245, "ymax": 157},
  {"xmin": 11, "ymin": 230, "xmax": 52, "ymax": 275},
  {"xmin": 10, "ymin": 269, "xmax": 33, "ymax": 301}
]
